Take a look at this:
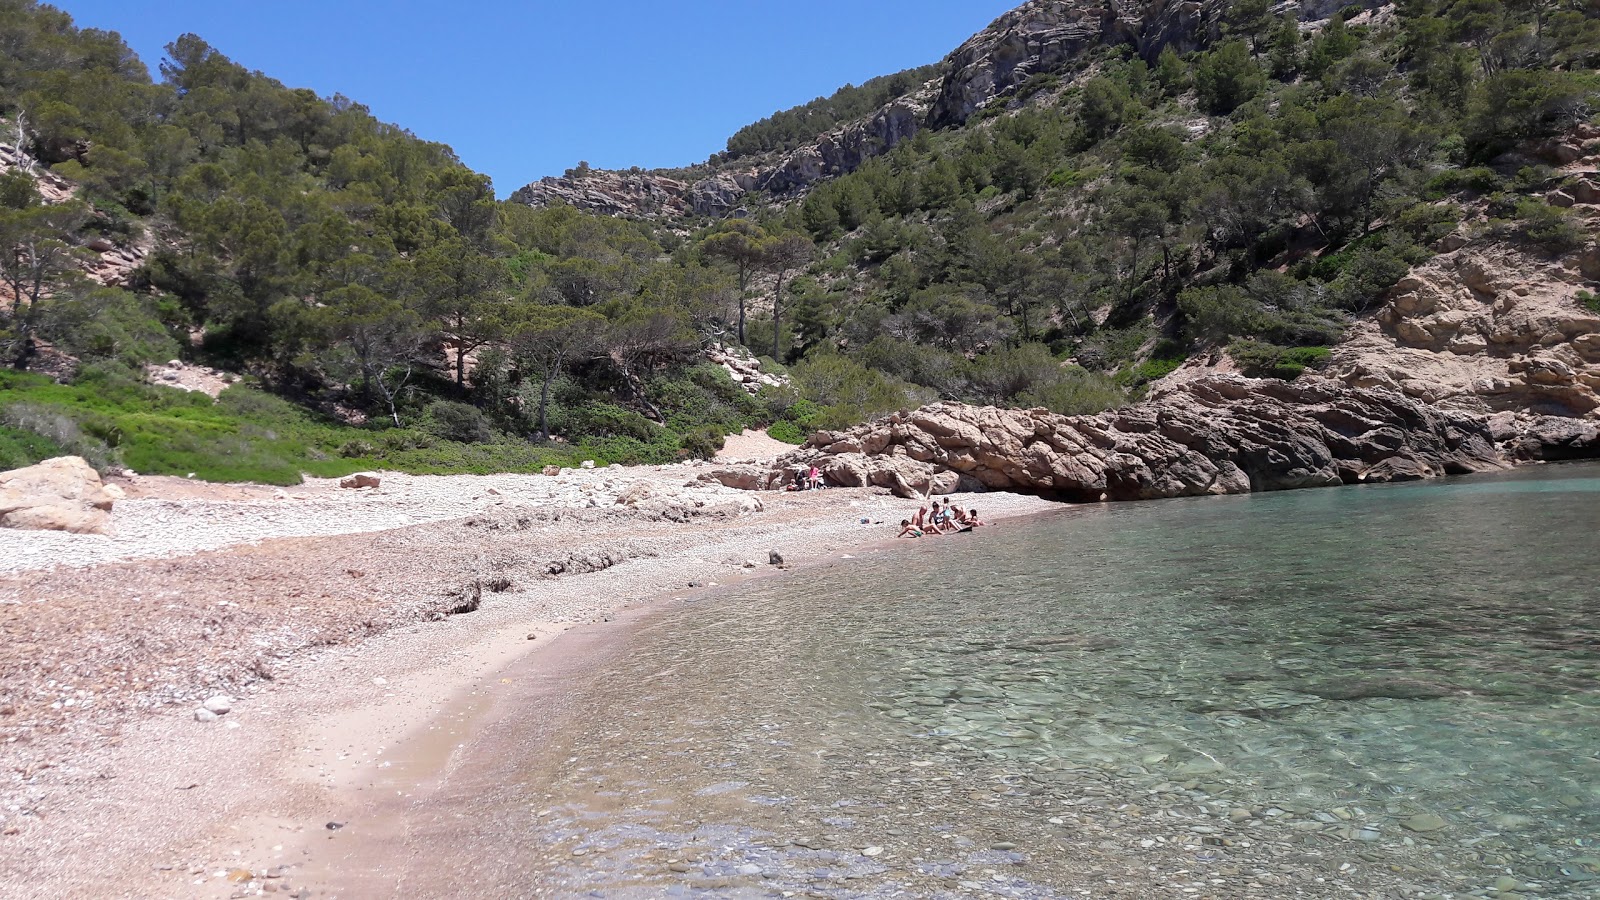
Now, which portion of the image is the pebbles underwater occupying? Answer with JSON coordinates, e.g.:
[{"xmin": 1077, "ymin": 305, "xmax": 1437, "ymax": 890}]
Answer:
[{"xmin": 500, "ymin": 464, "xmax": 1600, "ymax": 898}]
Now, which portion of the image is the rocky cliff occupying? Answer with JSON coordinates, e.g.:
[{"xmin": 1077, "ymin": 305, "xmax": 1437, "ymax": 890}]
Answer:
[
  {"xmin": 514, "ymin": 0, "xmax": 1355, "ymax": 216},
  {"xmin": 1329, "ymin": 133, "xmax": 1600, "ymax": 421},
  {"xmin": 507, "ymin": 170, "xmax": 696, "ymax": 219},
  {"xmin": 702, "ymin": 374, "xmax": 1528, "ymax": 501}
]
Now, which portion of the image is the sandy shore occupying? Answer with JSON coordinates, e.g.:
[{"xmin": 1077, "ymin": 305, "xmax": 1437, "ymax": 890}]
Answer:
[{"xmin": 0, "ymin": 465, "xmax": 1056, "ymax": 899}]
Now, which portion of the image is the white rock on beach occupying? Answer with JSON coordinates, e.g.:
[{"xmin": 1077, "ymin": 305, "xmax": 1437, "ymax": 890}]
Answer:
[{"xmin": 203, "ymin": 695, "xmax": 234, "ymax": 715}]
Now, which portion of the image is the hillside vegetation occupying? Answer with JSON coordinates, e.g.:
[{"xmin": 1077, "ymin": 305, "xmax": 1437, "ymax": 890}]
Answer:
[{"xmin": 1, "ymin": 0, "xmax": 1597, "ymax": 482}]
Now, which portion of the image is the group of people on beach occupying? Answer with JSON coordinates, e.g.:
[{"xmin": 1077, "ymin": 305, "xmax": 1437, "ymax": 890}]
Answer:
[
  {"xmin": 899, "ymin": 498, "xmax": 984, "ymax": 538},
  {"xmin": 786, "ymin": 465, "xmax": 826, "ymax": 491}
]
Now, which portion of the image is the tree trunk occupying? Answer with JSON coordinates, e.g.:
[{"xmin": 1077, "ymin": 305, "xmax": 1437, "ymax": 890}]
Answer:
[
  {"xmin": 536, "ymin": 363, "xmax": 555, "ymax": 442},
  {"xmin": 771, "ymin": 271, "xmax": 788, "ymax": 360},
  {"xmin": 454, "ymin": 314, "xmax": 467, "ymax": 387}
]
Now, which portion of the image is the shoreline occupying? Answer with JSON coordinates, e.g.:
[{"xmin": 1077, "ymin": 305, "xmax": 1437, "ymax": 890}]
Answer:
[{"xmin": 0, "ymin": 474, "xmax": 1058, "ymax": 899}]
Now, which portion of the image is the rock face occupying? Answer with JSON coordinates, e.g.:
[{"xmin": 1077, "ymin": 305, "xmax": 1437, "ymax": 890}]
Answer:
[
  {"xmin": 1330, "ymin": 208, "xmax": 1600, "ymax": 420},
  {"xmin": 512, "ymin": 1, "xmax": 1403, "ymax": 217},
  {"xmin": 705, "ymin": 343, "xmax": 790, "ymax": 394},
  {"xmin": 703, "ymin": 375, "xmax": 1509, "ymax": 501},
  {"xmin": 0, "ymin": 456, "xmax": 117, "ymax": 534},
  {"xmin": 508, "ymin": 171, "xmax": 693, "ymax": 218},
  {"xmin": 929, "ymin": 0, "xmax": 1223, "ymax": 129},
  {"xmin": 759, "ymin": 96, "xmax": 930, "ymax": 195}
]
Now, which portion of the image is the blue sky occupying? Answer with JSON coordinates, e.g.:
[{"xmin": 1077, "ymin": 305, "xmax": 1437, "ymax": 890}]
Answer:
[{"xmin": 50, "ymin": 1, "xmax": 1018, "ymax": 196}]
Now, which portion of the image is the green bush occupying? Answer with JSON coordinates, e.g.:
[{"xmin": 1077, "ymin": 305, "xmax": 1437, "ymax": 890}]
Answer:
[
  {"xmin": 1578, "ymin": 290, "xmax": 1600, "ymax": 314},
  {"xmin": 0, "ymin": 423, "xmax": 66, "ymax": 470},
  {"xmin": 422, "ymin": 400, "xmax": 494, "ymax": 444},
  {"xmin": 766, "ymin": 419, "xmax": 807, "ymax": 445},
  {"xmin": 1423, "ymin": 167, "xmax": 1502, "ymax": 200},
  {"xmin": 1018, "ymin": 370, "xmax": 1127, "ymax": 416},
  {"xmin": 1117, "ymin": 357, "xmax": 1184, "ymax": 389},
  {"xmin": 1229, "ymin": 341, "xmax": 1332, "ymax": 380},
  {"xmin": 1514, "ymin": 199, "xmax": 1585, "ymax": 254},
  {"xmin": 680, "ymin": 426, "xmax": 726, "ymax": 461},
  {"xmin": 0, "ymin": 400, "xmax": 123, "ymax": 472}
]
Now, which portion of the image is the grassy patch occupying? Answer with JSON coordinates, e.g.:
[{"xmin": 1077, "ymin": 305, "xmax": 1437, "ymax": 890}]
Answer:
[{"xmin": 0, "ymin": 369, "xmax": 600, "ymax": 483}]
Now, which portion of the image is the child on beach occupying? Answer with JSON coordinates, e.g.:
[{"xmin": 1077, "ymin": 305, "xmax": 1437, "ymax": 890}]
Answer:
[{"xmin": 898, "ymin": 519, "xmax": 924, "ymax": 539}]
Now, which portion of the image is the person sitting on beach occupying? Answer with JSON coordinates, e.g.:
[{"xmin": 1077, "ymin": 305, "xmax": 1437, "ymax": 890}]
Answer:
[
  {"xmin": 807, "ymin": 465, "xmax": 823, "ymax": 490},
  {"xmin": 967, "ymin": 508, "xmax": 985, "ymax": 527},
  {"xmin": 787, "ymin": 470, "xmax": 806, "ymax": 492},
  {"xmin": 898, "ymin": 519, "xmax": 924, "ymax": 539},
  {"xmin": 911, "ymin": 504, "xmax": 930, "ymax": 529},
  {"xmin": 929, "ymin": 501, "xmax": 959, "ymax": 534}
]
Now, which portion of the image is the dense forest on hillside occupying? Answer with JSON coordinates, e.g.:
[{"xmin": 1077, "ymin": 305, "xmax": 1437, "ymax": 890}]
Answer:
[
  {"xmin": 1, "ymin": 0, "xmax": 1597, "ymax": 483},
  {"xmin": 728, "ymin": 0, "xmax": 1599, "ymax": 420},
  {"xmin": 0, "ymin": 0, "xmax": 787, "ymax": 480}
]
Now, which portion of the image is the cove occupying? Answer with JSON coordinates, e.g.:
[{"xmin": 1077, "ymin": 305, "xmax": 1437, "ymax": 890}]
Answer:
[{"xmin": 377, "ymin": 463, "xmax": 1600, "ymax": 898}]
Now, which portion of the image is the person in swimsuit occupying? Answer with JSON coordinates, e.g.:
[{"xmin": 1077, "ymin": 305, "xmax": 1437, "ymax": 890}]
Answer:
[{"xmin": 898, "ymin": 519, "xmax": 924, "ymax": 538}]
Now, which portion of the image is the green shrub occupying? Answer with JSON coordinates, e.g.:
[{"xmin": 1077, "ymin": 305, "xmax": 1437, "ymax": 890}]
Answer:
[
  {"xmin": 0, "ymin": 424, "xmax": 65, "ymax": 470},
  {"xmin": 766, "ymin": 419, "xmax": 806, "ymax": 445},
  {"xmin": 0, "ymin": 400, "xmax": 123, "ymax": 472},
  {"xmin": 567, "ymin": 402, "xmax": 659, "ymax": 443},
  {"xmin": 680, "ymin": 426, "xmax": 726, "ymax": 461},
  {"xmin": 422, "ymin": 400, "xmax": 494, "ymax": 444},
  {"xmin": 1019, "ymin": 370, "xmax": 1127, "ymax": 416},
  {"xmin": 1423, "ymin": 167, "xmax": 1502, "ymax": 200},
  {"xmin": 1229, "ymin": 341, "xmax": 1332, "ymax": 380},
  {"xmin": 1514, "ymin": 199, "xmax": 1584, "ymax": 254},
  {"xmin": 1578, "ymin": 290, "xmax": 1600, "ymax": 313},
  {"xmin": 1117, "ymin": 357, "xmax": 1184, "ymax": 389},
  {"xmin": 1179, "ymin": 285, "xmax": 1261, "ymax": 343}
]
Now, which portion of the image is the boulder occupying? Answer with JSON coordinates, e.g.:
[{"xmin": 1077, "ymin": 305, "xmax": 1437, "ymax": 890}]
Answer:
[
  {"xmin": 339, "ymin": 473, "xmax": 381, "ymax": 489},
  {"xmin": 0, "ymin": 456, "xmax": 116, "ymax": 535}
]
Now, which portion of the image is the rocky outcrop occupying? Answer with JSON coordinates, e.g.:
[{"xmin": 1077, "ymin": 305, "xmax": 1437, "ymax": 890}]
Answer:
[
  {"xmin": 705, "ymin": 343, "xmax": 789, "ymax": 394},
  {"xmin": 0, "ymin": 141, "xmax": 75, "ymax": 203},
  {"xmin": 0, "ymin": 456, "xmax": 118, "ymax": 534},
  {"xmin": 759, "ymin": 96, "xmax": 930, "ymax": 194},
  {"xmin": 929, "ymin": 0, "xmax": 1222, "ymax": 128},
  {"xmin": 1330, "ymin": 208, "xmax": 1600, "ymax": 420},
  {"xmin": 929, "ymin": 0, "xmax": 1387, "ymax": 129},
  {"xmin": 690, "ymin": 170, "xmax": 761, "ymax": 217},
  {"xmin": 508, "ymin": 171, "xmax": 693, "ymax": 219},
  {"xmin": 703, "ymin": 375, "xmax": 1509, "ymax": 500}
]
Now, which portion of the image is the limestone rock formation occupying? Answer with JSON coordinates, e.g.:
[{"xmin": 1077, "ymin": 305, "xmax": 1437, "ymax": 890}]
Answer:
[
  {"xmin": 689, "ymin": 170, "xmax": 760, "ymax": 217},
  {"xmin": 759, "ymin": 96, "xmax": 930, "ymax": 194},
  {"xmin": 339, "ymin": 473, "xmax": 381, "ymax": 489},
  {"xmin": 0, "ymin": 456, "xmax": 117, "ymax": 534},
  {"xmin": 512, "ymin": 1, "xmax": 1399, "ymax": 216},
  {"xmin": 704, "ymin": 343, "xmax": 789, "ymax": 394},
  {"xmin": 1330, "ymin": 207, "xmax": 1600, "ymax": 420},
  {"xmin": 508, "ymin": 170, "xmax": 693, "ymax": 218},
  {"xmin": 929, "ymin": 0, "xmax": 1220, "ymax": 129},
  {"xmin": 702, "ymin": 375, "xmax": 1508, "ymax": 500}
]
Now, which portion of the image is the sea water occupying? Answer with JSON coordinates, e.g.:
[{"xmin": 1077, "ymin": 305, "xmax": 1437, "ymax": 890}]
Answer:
[{"xmin": 498, "ymin": 463, "xmax": 1600, "ymax": 898}]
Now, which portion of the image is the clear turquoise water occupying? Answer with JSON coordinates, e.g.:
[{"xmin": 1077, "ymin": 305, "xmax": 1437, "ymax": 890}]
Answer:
[{"xmin": 514, "ymin": 463, "xmax": 1600, "ymax": 898}]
